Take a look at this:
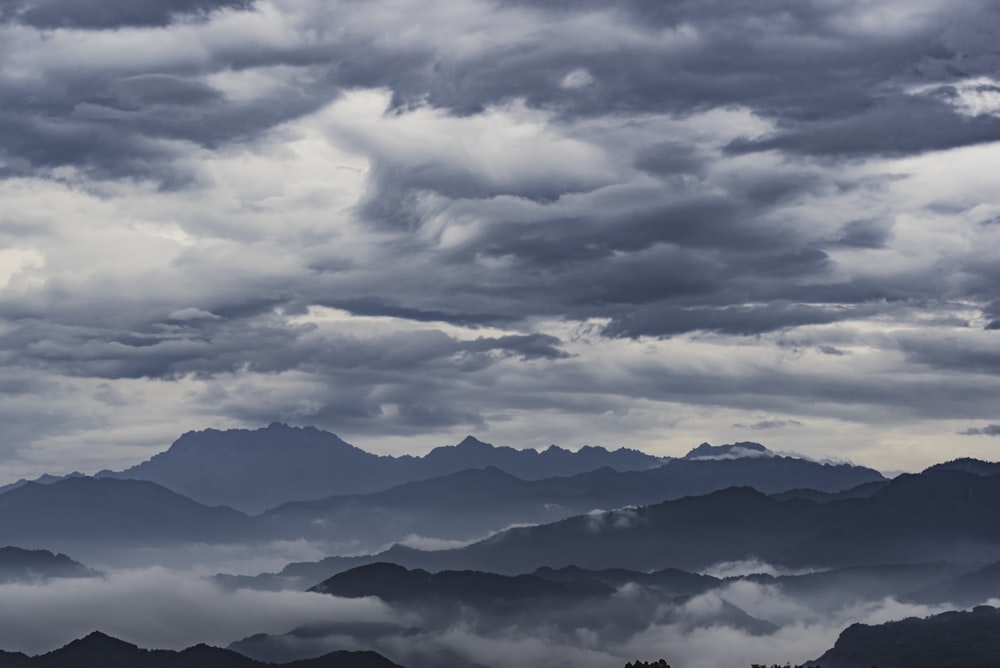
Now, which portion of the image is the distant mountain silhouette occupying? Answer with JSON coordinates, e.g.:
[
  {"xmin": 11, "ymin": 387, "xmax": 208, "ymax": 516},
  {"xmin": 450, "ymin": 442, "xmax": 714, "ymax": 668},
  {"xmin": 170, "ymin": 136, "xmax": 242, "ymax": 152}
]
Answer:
[
  {"xmin": 0, "ymin": 477, "xmax": 256, "ymax": 548},
  {"xmin": 100, "ymin": 424, "xmax": 666, "ymax": 513},
  {"xmin": 0, "ymin": 547, "xmax": 96, "ymax": 582},
  {"xmin": 258, "ymin": 465, "xmax": 669, "ymax": 546},
  {"xmin": 809, "ymin": 605, "xmax": 1000, "ymax": 668},
  {"xmin": 0, "ymin": 472, "xmax": 86, "ymax": 497},
  {"xmin": 0, "ymin": 631, "xmax": 402, "ymax": 668}
]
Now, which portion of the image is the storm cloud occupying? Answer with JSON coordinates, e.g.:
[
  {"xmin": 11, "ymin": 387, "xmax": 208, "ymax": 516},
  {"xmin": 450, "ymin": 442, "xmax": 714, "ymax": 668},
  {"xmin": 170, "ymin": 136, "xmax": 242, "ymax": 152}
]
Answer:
[{"xmin": 1, "ymin": 0, "xmax": 999, "ymax": 476}]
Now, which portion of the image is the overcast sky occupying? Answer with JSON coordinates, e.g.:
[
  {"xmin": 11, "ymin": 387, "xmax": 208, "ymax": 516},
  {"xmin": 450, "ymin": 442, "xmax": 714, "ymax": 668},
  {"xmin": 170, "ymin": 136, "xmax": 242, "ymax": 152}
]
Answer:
[{"xmin": 1, "ymin": 0, "xmax": 999, "ymax": 480}]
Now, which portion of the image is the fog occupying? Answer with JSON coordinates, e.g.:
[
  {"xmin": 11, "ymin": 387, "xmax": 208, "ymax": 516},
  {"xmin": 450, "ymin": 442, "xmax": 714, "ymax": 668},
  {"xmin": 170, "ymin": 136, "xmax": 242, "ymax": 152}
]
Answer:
[
  {"xmin": 0, "ymin": 561, "xmax": 980, "ymax": 668},
  {"xmin": 228, "ymin": 563, "xmax": 970, "ymax": 668},
  {"xmin": 0, "ymin": 567, "xmax": 404, "ymax": 655}
]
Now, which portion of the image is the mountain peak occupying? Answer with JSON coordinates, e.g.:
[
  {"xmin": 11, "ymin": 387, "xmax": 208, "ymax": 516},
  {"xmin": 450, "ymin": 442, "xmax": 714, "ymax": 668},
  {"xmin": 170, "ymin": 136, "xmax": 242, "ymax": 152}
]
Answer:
[
  {"xmin": 456, "ymin": 435, "xmax": 493, "ymax": 449},
  {"xmin": 64, "ymin": 630, "xmax": 138, "ymax": 652}
]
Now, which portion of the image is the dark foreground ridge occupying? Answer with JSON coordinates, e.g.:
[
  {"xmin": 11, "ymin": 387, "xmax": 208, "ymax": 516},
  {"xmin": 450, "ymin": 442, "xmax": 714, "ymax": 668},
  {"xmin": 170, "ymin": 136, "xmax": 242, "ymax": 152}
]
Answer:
[
  {"xmin": 0, "ymin": 631, "xmax": 402, "ymax": 668},
  {"xmin": 810, "ymin": 605, "xmax": 1000, "ymax": 668}
]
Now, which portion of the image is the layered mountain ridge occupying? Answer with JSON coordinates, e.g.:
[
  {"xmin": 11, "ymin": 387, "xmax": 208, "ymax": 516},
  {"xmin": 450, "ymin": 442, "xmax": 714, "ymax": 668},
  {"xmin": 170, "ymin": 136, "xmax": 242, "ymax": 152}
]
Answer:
[{"xmin": 97, "ymin": 424, "xmax": 668, "ymax": 512}]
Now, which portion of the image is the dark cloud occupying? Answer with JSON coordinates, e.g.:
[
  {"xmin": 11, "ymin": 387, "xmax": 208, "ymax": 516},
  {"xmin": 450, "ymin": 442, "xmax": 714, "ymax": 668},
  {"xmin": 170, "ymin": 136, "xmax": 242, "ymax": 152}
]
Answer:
[
  {"xmin": 603, "ymin": 302, "xmax": 851, "ymax": 338},
  {"xmin": 727, "ymin": 96, "xmax": 1000, "ymax": 158},
  {"xmin": 739, "ymin": 419, "xmax": 804, "ymax": 430},
  {"xmin": 960, "ymin": 424, "xmax": 1000, "ymax": 436},
  {"xmin": 897, "ymin": 333, "xmax": 1000, "ymax": 374},
  {"xmin": 0, "ymin": 0, "xmax": 998, "ymax": 471},
  {"xmin": 0, "ymin": 0, "xmax": 254, "ymax": 29}
]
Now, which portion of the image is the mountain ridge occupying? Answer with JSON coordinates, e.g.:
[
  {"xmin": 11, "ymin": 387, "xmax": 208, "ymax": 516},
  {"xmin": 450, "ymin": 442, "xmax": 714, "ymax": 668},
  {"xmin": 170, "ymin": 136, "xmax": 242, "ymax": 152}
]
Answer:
[{"xmin": 97, "ymin": 424, "xmax": 668, "ymax": 513}]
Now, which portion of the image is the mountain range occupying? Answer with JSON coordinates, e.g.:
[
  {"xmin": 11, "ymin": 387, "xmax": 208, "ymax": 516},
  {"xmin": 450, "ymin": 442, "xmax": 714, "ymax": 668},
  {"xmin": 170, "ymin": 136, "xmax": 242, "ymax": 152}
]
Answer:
[
  {"xmin": 98, "ymin": 424, "xmax": 667, "ymax": 513},
  {"xmin": 0, "ymin": 427, "xmax": 885, "ymax": 557},
  {"xmin": 5, "ymin": 423, "xmax": 1000, "ymax": 668},
  {"xmin": 233, "ymin": 468, "xmax": 1000, "ymax": 582}
]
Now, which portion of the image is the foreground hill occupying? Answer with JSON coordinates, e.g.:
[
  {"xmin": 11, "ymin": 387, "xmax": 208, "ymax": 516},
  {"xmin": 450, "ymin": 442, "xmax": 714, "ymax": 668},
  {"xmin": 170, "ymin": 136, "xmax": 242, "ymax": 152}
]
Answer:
[
  {"xmin": 0, "ymin": 631, "xmax": 401, "ymax": 668},
  {"xmin": 100, "ymin": 424, "xmax": 665, "ymax": 512},
  {"xmin": 810, "ymin": 605, "xmax": 1000, "ymax": 668}
]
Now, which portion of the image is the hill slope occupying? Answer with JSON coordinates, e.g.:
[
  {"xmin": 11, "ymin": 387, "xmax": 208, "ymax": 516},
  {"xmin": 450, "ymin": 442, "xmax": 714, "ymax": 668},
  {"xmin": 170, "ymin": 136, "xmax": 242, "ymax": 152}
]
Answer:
[{"xmin": 810, "ymin": 605, "xmax": 1000, "ymax": 668}]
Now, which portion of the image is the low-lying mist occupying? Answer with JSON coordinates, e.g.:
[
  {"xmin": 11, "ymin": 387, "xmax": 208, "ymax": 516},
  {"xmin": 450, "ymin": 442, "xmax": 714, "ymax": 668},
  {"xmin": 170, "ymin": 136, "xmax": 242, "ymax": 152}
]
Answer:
[
  {"xmin": 0, "ymin": 560, "xmax": 984, "ymax": 668},
  {"xmin": 0, "ymin": 567, "xmax": 405, "ymax": 655}
]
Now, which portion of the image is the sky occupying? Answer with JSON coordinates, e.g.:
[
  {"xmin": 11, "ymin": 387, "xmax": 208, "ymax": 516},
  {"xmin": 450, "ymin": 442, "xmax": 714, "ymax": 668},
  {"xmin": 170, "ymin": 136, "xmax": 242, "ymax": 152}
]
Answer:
[{"xmin": 0, "ymin": 0, "xmax": 999, "ymax": 481}]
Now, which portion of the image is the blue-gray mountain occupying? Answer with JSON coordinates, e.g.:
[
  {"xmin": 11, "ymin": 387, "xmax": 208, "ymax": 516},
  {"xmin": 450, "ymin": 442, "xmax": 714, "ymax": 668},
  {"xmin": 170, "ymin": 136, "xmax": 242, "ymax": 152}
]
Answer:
[
  {"xmin": 99, "ymin": 423, "xmax": 668, "ymax": 513},
  {"xmin": 245, "ymin": 468, "xmax": 1000, "ymax": 580},
  {"xmin": 0, "ymin": 477, "xmax": 255, "ymax": 552},
  {"xmin": 0, "ymin": 450, "xmax": 879, "ymax": 558},
  {"xmin": 258, "ymin": 449, "xmax": 883, "ymax": 548}
]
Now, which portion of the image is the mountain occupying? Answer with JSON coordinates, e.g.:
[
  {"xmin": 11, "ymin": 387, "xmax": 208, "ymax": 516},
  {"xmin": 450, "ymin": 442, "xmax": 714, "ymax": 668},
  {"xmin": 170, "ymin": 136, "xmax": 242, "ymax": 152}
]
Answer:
[
  {"xmin": 100, "ymin": 424, "xmax": 666, "ymax": 513},
  {"xmin": 310, "ymin": 562, "xmax": 613, "ymax": 604},
  {"xmin": 257, "ymin": 465, "xmax": 670, "ymax": 547},
  {"xmin": 0, "ymin": 472, "xmax": 86, "ymax": 497},
  {"xmin": 784, "ymin": 469, "xmax": 1000, "ymax": 567},
  {"xmin": 255, "ymin": 468, "xmax": 1000, "ymax": 578},
  {"xmin": 0, "ymin": 547, "xmax": 96, "ymax": 582},
  {"xmin": 0, "ymin": 631, "xmax": 402, "ymax": 668},
  {"xmin": 408, "ymin": 436, "xmax": 663, "ymax": 480},
  {"xmin": 644, "ymin": 452, "xmax": 884, "ymax": 498},
  {"xmin": 0, "ymin": 477, "xmax": 256, "ymax": 549},
  {"xmin": 923, "ymin": 457, "xmax": 1000, "ymax": 476},
  {"xmin": 769, "ymin": 480, "xmax": 889, "ymax": 503},
  {"xmin": 809, "ymin": 605, "xmax": 1000, "ymax": 668},
  {"xmin": 235, "ymin": 563, "xmax": 776, "ymax": 667},
  {"xmin": 100, "ymin": 424, "xmax": 396, "ymax": 514},
  {"xmin": 256, "ymin": 444, "xmax": 883, "ymax": 549}
]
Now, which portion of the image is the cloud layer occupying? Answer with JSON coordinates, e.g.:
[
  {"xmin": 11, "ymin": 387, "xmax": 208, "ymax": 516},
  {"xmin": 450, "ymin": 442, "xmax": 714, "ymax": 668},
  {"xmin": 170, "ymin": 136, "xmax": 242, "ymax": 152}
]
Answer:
[{"xmin": 1, "ymin": 0, "xmax": 999, "ymax": 475}]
